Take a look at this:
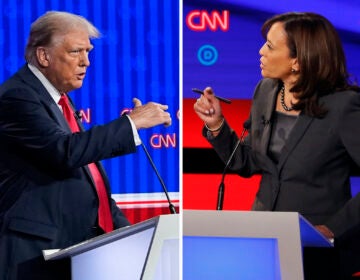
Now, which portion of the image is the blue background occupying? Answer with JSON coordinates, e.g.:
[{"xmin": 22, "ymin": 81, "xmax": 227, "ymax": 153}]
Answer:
[
  {"xmin": 183, "ymin": 0, "xmax": 360, "ymax": 99},
  {"xmin": 0, "ymin": 0, "xmax": 179, "ymax": 196}
]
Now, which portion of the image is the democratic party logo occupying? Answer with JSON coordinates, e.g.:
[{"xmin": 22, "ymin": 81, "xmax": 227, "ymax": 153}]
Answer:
[{"xmin": 185, "ymin": 10, "xmax": 229, "ymax": 66}]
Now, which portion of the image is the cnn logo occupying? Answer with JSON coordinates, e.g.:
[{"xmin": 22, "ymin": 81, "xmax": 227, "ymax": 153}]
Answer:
[
  {"xmin": 186, "ymin": 10, "xmax": 230, "ymax": 32},
  {"xmin": 150, "ymin": 133, "xmax": 177, "ymax": 148}
]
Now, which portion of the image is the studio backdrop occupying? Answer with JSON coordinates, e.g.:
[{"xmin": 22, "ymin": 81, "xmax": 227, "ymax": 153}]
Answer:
[
  {"xmin": 183, "ymin": 0, "xmax": 360, "ymax": 210},
  {"xmin": 0, "ymin": 0, "xmax": 180, "ymax": 224}
]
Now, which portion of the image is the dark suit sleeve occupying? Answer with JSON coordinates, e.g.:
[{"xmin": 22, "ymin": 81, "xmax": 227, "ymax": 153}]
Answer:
[{"xmin": 0, "ymin": 87, "xmax": 136, "ymax": 172}]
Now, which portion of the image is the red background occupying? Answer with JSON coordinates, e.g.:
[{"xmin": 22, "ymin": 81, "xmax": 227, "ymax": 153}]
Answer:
[{"xmin": 182, "ymin": 98, "xmax": 261, "ymax": 210}]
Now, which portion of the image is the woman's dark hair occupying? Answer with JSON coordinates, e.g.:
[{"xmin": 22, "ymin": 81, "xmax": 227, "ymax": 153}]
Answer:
[{"xmin": 262, "ymin": 12, "xmax": 359, "ymax": 117}]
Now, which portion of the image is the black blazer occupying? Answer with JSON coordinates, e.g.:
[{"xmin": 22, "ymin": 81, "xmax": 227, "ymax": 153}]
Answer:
[
  {"xmin": 207, "ymin": 78, "xmax": 360, "ymax": 238},
  {"xmin": 0, "ymin": 65, "xmax": 136, "ymax": 279}
]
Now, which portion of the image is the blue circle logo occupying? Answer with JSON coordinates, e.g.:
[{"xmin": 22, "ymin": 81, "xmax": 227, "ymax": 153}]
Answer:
[{"xmin": 197, "ymin": 44, "xmax": 218, "ymax": 66}]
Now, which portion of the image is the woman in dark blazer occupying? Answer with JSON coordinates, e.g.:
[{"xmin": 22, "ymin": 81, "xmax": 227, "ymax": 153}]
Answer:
[{"xmin": 194, "ymin": 12, "xmax": 360, "ymax": 278}]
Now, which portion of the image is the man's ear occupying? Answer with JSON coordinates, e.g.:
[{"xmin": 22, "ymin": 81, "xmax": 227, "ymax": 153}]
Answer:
[{"xmin": 36, "ymin": 47, "xmax": 50, "ymax": 67}]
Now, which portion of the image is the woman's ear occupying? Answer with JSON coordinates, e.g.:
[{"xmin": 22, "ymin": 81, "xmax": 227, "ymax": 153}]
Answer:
[{"xmin": 291, "ymin": 58, "xmax": 300, "ymax": 73}]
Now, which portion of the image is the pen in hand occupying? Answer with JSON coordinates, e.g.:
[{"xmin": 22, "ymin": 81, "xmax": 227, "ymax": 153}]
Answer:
[{"xmin": 192, "ymin": 88, "xmax": 232, "ymax": 104}]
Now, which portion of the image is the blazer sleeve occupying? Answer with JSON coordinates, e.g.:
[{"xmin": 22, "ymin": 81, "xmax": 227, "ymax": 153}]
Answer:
[
  {"xmin": 202, "ymin": 79, "xmax": 272, "ymax": 177},
  {"xmin": 326, "ymin": 92, "xmax": 360, "ymax": 237},
  {"xmin": 203, "ymin": 119, "xmax": 261, "ymax": 177}
]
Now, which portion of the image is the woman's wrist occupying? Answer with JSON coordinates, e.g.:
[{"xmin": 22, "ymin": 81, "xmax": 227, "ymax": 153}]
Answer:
[{"xmin": 205, "ymin": 118, "xmax": 224, "ymax": 132}]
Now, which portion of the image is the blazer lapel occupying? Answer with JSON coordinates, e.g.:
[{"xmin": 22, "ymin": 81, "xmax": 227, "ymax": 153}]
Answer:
[
  {"xmin": 259, "ymin": 86, "xmax": 278, "ymax": 155},
  {"xmin": 277, "ymin": 113, "xmax": 314, "ymax": 171}
]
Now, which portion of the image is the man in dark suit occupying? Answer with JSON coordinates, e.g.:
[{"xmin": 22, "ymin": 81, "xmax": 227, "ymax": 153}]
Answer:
[{"xmin": 0, "ymin": 11, "xmax": 171, "ymax": 280}]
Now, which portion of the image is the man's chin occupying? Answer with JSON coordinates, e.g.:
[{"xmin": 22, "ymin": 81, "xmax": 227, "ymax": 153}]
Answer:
[{"xmin": 71, "ymin": 81, "xmax": 84, "ymax": 90}]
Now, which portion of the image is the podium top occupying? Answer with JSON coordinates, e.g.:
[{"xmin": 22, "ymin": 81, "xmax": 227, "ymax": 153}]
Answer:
[
  {"xmin": 183, "ymin": 210, "xmax": 333, "ymax": 248},
  {"xmin": 44, "ymin": 215, "xmax": 161, "ymax": 261}
]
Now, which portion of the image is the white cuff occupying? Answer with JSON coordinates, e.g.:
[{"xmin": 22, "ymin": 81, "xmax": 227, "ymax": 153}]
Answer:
[{"xmin": 126, "ymin": 115, "xmax": 141, "ymax": 146}]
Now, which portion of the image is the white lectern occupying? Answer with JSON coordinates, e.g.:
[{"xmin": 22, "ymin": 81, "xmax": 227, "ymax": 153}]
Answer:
[
  {"xmin": 183, "ymin": 210, "xmax": 333, "ymax": 280},
  {"xmin": 44, "ymin": 214, "xmax": 179, "ymax": 280}
]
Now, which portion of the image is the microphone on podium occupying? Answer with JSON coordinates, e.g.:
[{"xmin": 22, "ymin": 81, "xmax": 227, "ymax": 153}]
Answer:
[
  {"xmin": 140, "ymin": 141, "xmax": 177, "ymax": 214},
  {"xmin": 216, "ymin": 119, "xmax": 251, "ymax": 210}
]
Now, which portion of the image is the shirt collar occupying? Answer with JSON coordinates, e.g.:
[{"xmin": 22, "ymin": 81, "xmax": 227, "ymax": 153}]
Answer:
[{"xmin": 27, "ymin": 63, "xmax": 62, "ymax": 105}]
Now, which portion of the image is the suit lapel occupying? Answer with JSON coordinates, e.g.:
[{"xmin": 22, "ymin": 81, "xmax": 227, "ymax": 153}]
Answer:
[
  {"xmin": 17, "ymin": 65, "xmax": 70, "ymax": 131},
  {"xmin": 49, "ymin": 102, "xmax": 71, "ymax": 131}
]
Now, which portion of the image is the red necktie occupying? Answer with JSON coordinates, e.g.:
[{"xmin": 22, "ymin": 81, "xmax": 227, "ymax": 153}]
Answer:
[{"xmin": 58, "ymin": 94, "xmax": 114, "ymax": 233}]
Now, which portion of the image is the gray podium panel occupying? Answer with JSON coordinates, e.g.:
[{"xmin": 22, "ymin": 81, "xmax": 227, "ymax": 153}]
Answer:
[
  {"xmin": 183, "ymin": 210, "xmax": 332, "ymax": 280},
  {"xmin": 44, "ymin": 214, "xmax": 179, "ymax": 280}
]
